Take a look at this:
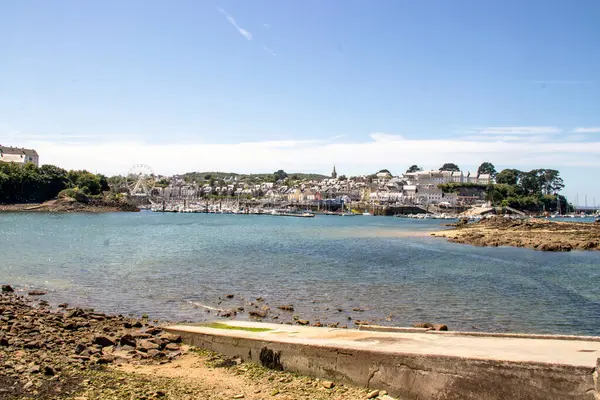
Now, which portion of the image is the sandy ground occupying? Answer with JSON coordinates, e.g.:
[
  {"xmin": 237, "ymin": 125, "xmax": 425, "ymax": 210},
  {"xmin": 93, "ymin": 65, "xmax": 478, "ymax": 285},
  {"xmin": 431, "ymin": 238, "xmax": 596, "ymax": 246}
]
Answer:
[{"xmin": 431, "ymin": 216, "xmax": 600, "ymax": 251}]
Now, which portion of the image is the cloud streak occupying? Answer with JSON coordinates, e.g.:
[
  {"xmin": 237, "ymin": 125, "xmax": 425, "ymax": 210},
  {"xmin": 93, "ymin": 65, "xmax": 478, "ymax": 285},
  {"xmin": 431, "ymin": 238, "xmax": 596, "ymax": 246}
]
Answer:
[
  {"xmin": 218, "ymin": 8, "xmax": 252, "ymax": 40},
  {"xmin": 573, "ymin": 127, "xmax": 600, "ymax": 133},
  {"xmin": 478, "ymin": 126, "xmax": 562, "ymax": 135}
]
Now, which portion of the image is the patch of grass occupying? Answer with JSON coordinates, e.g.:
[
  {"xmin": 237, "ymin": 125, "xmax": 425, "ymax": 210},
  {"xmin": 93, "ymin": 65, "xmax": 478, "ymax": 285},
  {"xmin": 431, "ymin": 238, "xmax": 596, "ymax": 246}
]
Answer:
[{"xmin": 204, "ymin": 322, "xmax": 273, "ymax": 332}]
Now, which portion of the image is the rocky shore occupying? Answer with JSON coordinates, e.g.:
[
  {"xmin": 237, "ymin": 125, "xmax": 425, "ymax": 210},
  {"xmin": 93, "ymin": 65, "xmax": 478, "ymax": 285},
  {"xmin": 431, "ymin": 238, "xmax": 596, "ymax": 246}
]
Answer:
[
  {"xmin": 0, "ymin": 286, "xmax": 392, "ymax": 399},
  {"xmin": 0, "ymin": 197, "xmax": 139, "ymax": 213},
  {"xmin": 432, "ymin": 216, "xmax": 600, "ymax": 251}
]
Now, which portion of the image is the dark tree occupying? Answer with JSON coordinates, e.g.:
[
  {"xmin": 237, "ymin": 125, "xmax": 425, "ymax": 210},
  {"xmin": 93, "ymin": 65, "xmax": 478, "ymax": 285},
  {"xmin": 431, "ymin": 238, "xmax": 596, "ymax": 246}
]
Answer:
[
  {"xmin": 439, "ymin": 163, "xmax": 460, "ymax": 172},
  {"xmin": 406, "ymin": 165, "xmax": 423, "ymax": 173},
  {"xmin": 477, "ymin": 162, "xmax": 496, "ymax": 177},
  {"xmin": 273, "ymin": 170, "xmax": 288, "ymax": 182}
]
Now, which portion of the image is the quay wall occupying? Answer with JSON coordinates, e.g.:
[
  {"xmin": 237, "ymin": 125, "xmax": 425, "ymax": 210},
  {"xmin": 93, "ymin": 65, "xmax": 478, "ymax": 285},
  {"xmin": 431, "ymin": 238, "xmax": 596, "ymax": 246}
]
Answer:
[{"xmin": 168, "ymin": 327, "xmax": 599, "ymax": 400}]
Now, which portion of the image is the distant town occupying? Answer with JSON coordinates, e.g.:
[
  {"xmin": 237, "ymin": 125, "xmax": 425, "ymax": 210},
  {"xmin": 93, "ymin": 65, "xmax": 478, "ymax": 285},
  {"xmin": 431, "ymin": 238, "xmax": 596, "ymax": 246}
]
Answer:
[{"xmin": 1, "ymin": 144, "xmax": 593, "ymax": 215}]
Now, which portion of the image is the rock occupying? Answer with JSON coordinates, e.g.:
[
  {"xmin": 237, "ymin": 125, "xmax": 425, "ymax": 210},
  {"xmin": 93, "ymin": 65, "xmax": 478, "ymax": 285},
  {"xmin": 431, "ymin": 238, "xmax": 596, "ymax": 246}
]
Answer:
[
  {"xmin": 352, "ymin": 307, "xmax": 364, "ymax": 312},
  {"xmin": 367, "ymin": 390, "xmax": 380, "ymax": 399},
  {"xmin": 433, "ymin": 324, "xmax": 448, "ymax": 331},
  {"xmin": 379, "ymin": 396, "xmax": 394, "ymax": 400},
  {"xmin": 379, "ymin": 391, "xmax": 388, "ymax": 396},
  {"xmin": 119, "ymin": 334, "xmax": 136, "ymax": 347},
  {"xmin": 96, "ymin": 354, "xmax": 115, "ymax": 364},
  {"xmin": 0, "ymin": 335, "xmax": 9, "ymax": 347},
  {"xmin": 28, "ymin": 365, "xmax": 41, "ymax": 374},
  {"xmin": 225, "ymin": 294, "xmax": 234, "ymax": 299},
  {"xmin": 159, "ymin": 332, "xmax": 182, "ymax": 343},
  {"xmin": 28, "ymin": 290, "xmax": 46, "ymax": 296},
  {"xmin": 1, "ymin": 285, "xmax": 14, "ymax": 293},
  {"xmin": 322, "ymin": 381, "xmax": 335, "ymax": 389},
  {"xmin": 92, "ymin": 336, "xmax": 115, "ymax": 347},
  {"xmin": 413, "ymin": 322, "xmax": 434, "ymax": 329},
  {"xmin": 353, "ymin": 320, "xmax": 370, "ymax": 326},
  {"xmin": 220, "ymin": 309, "xmax": 236, "ymax": 318},
  {"xmin": 146, "ymin": 326, "xmax": 163, "ymax": 335},
  {"xmin": 58, "ymin": 303, "xmax": 68, "ymax": 308},
  {"xmin": 43, "ymin": 366, "xmax": 55, "ymax": 376},
  {"xmin": 165, "ymin": 343, "xmax": 180, "ymax": 351},
  {"xmin": 296, "ymin": 319, "xmax": 310, "ymax": 326},
  {"xmin": 313, "ymin": 322, "xmax": 323, "ymax": 327},
  {"xmin": 137, "ymin": 339, "xmax": 160, "ymax": 352},
  {"xmin": 261, "ymin": 305, "xmax": 270, "ymax": 311},
  {"xmin": 233, "ymin": 395, "xmax": 245, "ymax": 399},
  {"xmin": 74, "ymin": 343, "xmax": 87, "ymax": 354},
  {"xmin": 277, "ymin": 305, "xmax": 294, "ymax": 312},
  {"xmin": 249, "ymin": 310, "xmax": 267, "ymax": 318}
]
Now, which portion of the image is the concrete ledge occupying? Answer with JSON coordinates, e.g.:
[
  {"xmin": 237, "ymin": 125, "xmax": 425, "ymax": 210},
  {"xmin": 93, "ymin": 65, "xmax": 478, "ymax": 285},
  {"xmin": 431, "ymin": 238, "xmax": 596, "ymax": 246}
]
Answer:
[
  {"xmin": 358, "ymin": 325, "xmax": 600, "ymax": 342},
  {"xmin": 165, "ymin": 322, "xmax": 600, "ymax": 399}
]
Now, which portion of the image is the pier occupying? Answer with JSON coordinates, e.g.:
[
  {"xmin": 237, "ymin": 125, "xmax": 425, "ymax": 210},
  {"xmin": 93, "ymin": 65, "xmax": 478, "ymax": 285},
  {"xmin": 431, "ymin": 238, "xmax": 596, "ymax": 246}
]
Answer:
[{"xmin": 166, "ymin": 320, "xmax": 600, "ymax": 400}]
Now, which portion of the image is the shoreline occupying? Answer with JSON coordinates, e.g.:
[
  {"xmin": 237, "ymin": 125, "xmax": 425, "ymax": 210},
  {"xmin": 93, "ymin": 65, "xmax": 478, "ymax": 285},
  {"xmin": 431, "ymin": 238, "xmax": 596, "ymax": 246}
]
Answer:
[
  {"xmin": 0, "ymin": 288, "xmax": 370, "ymax": 400},
  {"xmin": 0, "ymin": 198, "xmax": 139, "ymax": 213},
  {"xmin": 431, "ymin": 216, "xmax": 600, "ymax": 251}
]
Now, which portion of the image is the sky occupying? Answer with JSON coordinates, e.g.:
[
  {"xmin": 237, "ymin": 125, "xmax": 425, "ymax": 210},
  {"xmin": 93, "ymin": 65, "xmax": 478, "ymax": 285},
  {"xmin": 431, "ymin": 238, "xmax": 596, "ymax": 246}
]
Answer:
[{"xmin": 1, "ymin": 0, "xmax": 600, "ymax": 204}]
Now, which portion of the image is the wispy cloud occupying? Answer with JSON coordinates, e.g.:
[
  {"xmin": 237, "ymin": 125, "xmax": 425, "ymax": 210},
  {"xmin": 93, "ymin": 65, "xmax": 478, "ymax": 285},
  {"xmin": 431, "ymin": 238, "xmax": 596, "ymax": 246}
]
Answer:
[
  {"xmin": 262, "ymin": 23, "xmax": 270, "ymax": 29},
  {"xmin": 573, "ymin": 127, "xmax": 600, "ymax": 133},
  {"xmin": 218, "ymin": 8, "xmax": 252, "ymax": 41},
  {"xmin": 478, "ymin": 126, "xmax": 562, "ymax": 135},
  {"xmin": 262, "ymin": 45, "xmax": 276, "ymax": 56}
]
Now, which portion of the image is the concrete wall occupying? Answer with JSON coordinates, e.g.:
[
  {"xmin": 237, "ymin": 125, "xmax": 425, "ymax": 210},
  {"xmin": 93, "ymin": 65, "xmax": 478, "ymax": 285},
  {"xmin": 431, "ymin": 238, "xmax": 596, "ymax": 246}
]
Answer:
[{"xmin": 171, "ymin": 329, "xmax": 599, "ymax": 400}]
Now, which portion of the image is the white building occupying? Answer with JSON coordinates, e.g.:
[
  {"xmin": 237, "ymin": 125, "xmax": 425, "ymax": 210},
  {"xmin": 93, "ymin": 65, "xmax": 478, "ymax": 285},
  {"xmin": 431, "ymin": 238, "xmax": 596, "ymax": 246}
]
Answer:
[{"xmin": 0, "ymin": 146, "xmax": 39, "ymax": 166}]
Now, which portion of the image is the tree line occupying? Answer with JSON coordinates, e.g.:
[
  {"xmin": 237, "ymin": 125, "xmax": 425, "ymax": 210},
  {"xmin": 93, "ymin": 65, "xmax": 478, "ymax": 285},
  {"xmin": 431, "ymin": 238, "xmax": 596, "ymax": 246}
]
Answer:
[{"xmin": 0, "ymin": 162, "xmax": 109, "ymax": 204}]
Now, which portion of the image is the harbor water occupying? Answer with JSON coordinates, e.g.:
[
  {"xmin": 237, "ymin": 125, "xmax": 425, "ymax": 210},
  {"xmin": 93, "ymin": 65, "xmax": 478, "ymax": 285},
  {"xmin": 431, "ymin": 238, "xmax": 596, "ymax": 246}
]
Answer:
[{"xmin": 1, "ymin": 211, "xmax": 600, "ymax": 335}]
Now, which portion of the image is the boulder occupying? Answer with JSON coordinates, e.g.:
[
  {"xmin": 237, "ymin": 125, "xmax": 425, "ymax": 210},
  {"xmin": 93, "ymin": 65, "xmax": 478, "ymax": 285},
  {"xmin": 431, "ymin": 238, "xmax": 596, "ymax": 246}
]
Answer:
[
  {"xmin": 28, "ymin": 290, "xmax": 46, "ymax": 296},
  {"xmin": 277, "ymin": 305, "xmax": 294, "ymax": 312},
  {"xmin": 296, "ymin": 319, "xmax": 309, "ymax": 326},
  {"xmin": 1, "ymin": 285, "xmax": 14, "ymax": 293},
  {"xmin": 249, "ymin": 310, "xmax": 267, "ymax": 318},
  {"xmin": 119, "ymin": 334, "xmax": 136, "ymax": 348},
  {"xmin": 159, "ymin": 333, "xmax": 182, "ymax": 343},
  {"xmin": 92, "ymin": 336, "xmax": 115, "ymax": 348},
  {"xmin": 433, "ymin": 324, "xmax": 448, "ymax": 331},
  {"xmin": 225, "ymin": 294, "xmax": 234, "ymax": 299},
  {"xmin": 137, "ymin": 339, "xmax": 160, "ymax": 352},
  {"xmin": 413, "ymin": 322, "xmax": 434, "ymax": 329}
]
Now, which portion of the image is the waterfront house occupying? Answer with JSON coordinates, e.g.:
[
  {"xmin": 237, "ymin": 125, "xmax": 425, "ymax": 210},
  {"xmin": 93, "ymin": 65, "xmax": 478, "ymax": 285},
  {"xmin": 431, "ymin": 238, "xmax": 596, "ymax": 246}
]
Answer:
[{"xmin": 0, "ymin": 146, "xmax": 39, "ymax": 166}]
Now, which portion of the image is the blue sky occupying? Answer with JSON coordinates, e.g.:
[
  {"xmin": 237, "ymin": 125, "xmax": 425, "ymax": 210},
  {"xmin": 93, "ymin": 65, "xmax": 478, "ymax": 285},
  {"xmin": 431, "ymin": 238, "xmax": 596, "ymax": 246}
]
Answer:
[{"xmin": 1, "ymin": 0, "xmax": 600, "ymax": 204}]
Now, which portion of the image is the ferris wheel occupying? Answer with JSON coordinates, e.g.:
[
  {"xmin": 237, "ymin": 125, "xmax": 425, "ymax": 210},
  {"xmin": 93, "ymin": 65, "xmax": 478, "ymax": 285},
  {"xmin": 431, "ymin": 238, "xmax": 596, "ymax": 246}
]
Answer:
[{"xmin": 126, "ymin": 164, "xmax": 156, "ymax": 196}]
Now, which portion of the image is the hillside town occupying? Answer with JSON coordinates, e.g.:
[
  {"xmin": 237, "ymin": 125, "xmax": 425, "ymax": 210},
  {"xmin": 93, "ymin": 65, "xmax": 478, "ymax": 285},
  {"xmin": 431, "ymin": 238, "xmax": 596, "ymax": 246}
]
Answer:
[
  {"xmin": 152, "ymin": 166, "xmax": 492, "ymax": 207},
  {"xmin": 0, "ymin": 145, "xmax": 585, "ymax": 215}
]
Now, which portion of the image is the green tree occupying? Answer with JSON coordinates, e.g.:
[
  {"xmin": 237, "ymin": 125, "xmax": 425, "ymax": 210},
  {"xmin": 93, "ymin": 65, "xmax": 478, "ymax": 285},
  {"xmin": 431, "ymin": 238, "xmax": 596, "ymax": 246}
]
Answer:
[
  {"xmin": 495, "ymin": 169, "xmax": 521, "ymax": 185},
  {"xmin": 76, "ymin": 172, "xmax": 102, "ymax": 195},
  {"xmin": 338, "ymin": 175, "xmax": 347, "ymax": 181},
  {"xmin": 273, "ymin": 169, "xmax": 288, "ymax": 182},
  {"xmin": 477, "ymin": 162, "xmax": 496, "ymax": 177},
  {"xmin": 439, "ymin": 163, "xmax": 460, "ymax": 172},
  {"xmin": 406, "ymin": 165, "xmax": 423, "ymax": 173}
]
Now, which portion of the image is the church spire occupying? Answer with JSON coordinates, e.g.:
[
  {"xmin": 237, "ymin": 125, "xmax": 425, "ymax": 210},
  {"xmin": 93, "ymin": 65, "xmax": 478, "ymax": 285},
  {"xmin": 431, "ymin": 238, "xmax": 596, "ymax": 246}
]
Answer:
[{"xmin": 332, "ymin": 165, "xmax": 337, "ymax": 179}]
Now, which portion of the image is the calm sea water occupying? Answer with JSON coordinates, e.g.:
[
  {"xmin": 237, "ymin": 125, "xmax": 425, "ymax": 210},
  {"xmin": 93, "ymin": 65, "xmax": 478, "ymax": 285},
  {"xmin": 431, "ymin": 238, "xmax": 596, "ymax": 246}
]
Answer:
[{"xmin": 1, "ymin": 212, "xmax": 600, "ymax": 335}]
